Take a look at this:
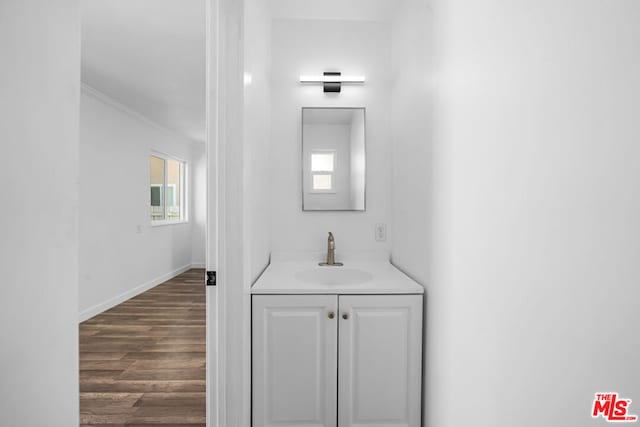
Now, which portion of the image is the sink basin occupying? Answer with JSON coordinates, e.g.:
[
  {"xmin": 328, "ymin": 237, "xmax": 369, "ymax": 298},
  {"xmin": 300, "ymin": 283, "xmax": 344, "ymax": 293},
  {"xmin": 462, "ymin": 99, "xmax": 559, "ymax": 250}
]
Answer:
[{"xmin": 294, "ymin": 268, "xmax": 373, "ymax": 286}]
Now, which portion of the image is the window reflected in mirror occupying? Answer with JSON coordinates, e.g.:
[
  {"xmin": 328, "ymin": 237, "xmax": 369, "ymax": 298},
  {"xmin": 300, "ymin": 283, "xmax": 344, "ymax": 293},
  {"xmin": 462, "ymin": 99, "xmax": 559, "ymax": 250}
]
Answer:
[
  {"xmin": 302, "ymin": 108, "xmax": 365, "ymax": 211},
  {"xmin": 311, "ymin": 150, "xmax": 336, "ymax": 192}
]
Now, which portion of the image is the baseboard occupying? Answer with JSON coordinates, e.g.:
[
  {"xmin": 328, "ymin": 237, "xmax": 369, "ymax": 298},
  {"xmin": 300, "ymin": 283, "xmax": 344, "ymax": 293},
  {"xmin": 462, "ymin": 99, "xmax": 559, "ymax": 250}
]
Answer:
[
  {"xmin": 191, "ymin": 262, "xmax": 206, "ymax": 269},
  {"xmin": 78, "ymin": 263, "xmax": 198, "ymax": 323}
]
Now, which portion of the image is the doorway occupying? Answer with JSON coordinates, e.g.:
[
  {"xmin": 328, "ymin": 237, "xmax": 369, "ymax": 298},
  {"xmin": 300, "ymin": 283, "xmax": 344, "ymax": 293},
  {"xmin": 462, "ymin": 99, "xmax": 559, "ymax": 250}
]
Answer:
[{"xmin": 78, "ymin": 1, "xmax": 210, "ymax": 425}]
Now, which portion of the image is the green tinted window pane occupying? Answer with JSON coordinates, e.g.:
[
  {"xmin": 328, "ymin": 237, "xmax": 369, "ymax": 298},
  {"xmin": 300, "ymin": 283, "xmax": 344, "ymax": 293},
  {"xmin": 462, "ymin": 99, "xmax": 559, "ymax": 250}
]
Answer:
[
  {"xmin": 150, "ymin": 186, "xmax": 162, "ymax": 206},
  {"xmin": 166, "ymin": 186, "xmax": 175, "ymax": 205}
]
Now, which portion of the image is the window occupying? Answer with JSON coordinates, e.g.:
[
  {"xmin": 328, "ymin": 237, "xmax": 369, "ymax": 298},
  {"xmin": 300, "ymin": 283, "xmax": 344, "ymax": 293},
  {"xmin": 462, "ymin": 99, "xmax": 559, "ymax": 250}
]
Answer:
[
  {"xmin": 150, "ymin": 154, "xmax": 186, "ymax": 224},
  {"xmin": 311, "ymin": 150, "xmax": 336, "ymax": 192}
]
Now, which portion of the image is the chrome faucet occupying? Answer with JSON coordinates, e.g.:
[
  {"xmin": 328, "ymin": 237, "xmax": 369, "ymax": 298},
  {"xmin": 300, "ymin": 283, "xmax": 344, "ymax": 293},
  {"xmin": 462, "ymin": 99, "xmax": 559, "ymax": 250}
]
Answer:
[{"xmin": 319, "ymin": 232, "xmax": 343, "ymax": 266}]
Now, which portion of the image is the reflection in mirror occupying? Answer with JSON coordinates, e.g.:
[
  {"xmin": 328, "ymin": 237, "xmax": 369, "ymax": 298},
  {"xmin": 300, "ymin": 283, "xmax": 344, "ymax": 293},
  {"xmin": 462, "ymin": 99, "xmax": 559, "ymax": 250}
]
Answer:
[{"xmin": 302, "ymin": 108, "xmax": 366, "ymax": 211}]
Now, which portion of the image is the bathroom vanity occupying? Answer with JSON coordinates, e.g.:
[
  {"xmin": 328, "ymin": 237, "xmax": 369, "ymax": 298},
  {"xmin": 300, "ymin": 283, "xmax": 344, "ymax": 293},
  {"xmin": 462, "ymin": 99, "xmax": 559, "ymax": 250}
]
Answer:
[{"xmin": 251, "ymin": 253, "xmax": 424, "ymax": 427}]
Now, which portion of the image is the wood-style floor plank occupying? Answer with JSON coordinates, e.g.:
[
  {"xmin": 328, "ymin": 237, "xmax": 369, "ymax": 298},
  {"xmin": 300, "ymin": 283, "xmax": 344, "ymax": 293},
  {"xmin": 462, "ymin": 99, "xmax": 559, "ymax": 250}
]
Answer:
[{"xmin": 80, "ymin": 269, "xmax": 205, "ymax": 426}]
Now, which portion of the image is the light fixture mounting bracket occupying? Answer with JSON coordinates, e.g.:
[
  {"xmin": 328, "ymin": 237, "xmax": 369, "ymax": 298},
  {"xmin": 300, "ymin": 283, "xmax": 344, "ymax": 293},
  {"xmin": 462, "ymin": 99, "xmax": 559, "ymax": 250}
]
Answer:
[{"xmin": 323, "ymin": 71, "xmax": 341, "ymax": 93}]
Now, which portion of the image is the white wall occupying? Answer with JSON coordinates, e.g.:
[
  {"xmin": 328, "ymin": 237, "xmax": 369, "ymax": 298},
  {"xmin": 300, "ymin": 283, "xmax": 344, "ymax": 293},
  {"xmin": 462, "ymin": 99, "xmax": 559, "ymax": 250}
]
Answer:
[
  {"xmin": 349, "ymin": 111, "xmax": 365, "ymax": 210},
  {"xmin": 394, "ymin": 1, "xmax": 640, "ymax": 426},
  {"xmin": 389, "ymin": 1, "xmax": 436, "ymax": 426},
  {"xmin": 271, "ymin": 19, "xmax": 392, "ymax": 254},
  {"xmin": 245, "ymin": 0, "xmax": 273, "ymax": 281},
  {"xmin": 192, "ymin": 141, "xmax": 207, "ymax": 266},
  {"xmin": 79, "ymin": 89, "xmax": 205, "ymax": 320},
  {"xmin": 391, "ymin": 0, "xmax": 432, "ymax": 285},
  {"xmin": 0, "ymin": 1, "xmax": 80, "ymax": 425}
]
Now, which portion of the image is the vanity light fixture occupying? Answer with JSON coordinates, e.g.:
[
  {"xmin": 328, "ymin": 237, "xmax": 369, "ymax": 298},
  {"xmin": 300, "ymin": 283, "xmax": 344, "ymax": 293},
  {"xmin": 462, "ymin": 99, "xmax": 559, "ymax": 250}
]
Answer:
[{"xmin": 299, "ymin": 72, "xmax": 365, "ymax": 93}]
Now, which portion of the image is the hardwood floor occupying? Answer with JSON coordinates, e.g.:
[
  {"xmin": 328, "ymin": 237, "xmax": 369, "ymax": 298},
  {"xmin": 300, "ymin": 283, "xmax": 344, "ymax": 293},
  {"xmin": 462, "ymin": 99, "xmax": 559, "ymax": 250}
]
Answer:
[{"xmin": 80, "ymin": 269, "xmax": 206, "ymax": 426}]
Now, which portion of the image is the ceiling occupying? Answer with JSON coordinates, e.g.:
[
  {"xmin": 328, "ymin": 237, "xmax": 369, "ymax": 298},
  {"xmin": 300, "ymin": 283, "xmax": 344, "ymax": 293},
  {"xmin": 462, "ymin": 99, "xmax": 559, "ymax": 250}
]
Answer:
[
  {"xmin": 81, "ymin": 0, "xmax": 399, "ymax": 144},
  {"xmin": 268, "ymin": 0, "xmax": 402, "ymax": 22},
  {"xmin": 81, "ymin": 0, "xmax": 206, "ymax": 143}
]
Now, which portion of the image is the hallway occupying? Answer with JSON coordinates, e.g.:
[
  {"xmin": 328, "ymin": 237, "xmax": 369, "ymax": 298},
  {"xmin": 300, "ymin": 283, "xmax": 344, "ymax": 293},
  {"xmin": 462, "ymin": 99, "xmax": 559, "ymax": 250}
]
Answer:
[{"xmin": 79, "ymin": 269, "xmax": 206, "ymax": 426}]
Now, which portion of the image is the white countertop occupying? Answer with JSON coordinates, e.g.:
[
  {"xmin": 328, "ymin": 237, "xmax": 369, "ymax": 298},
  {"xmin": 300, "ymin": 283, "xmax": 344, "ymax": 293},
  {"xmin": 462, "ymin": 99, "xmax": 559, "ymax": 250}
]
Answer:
[{"xmin": 251, "ymin": 252, "xmax": 424, "ymax": 295}]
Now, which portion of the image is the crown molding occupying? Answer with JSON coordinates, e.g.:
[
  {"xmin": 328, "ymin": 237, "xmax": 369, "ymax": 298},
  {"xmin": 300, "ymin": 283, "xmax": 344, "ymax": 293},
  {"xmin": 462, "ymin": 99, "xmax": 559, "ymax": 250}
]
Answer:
[{"xmin": 80, "ymin": 82, "xmax": 203, "ymax": 146}]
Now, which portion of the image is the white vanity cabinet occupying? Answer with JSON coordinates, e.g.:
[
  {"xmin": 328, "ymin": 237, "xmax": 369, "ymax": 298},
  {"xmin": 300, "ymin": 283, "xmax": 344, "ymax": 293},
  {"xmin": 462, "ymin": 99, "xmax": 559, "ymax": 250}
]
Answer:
[
  {"xmin": 252, "ymin": 295, "xmax": 338, "ymax": 427},
  {"xmin": 337, "ymin": 295, "xmax": 422, "ymax": 427},
  {"xmin": 252, "ymin": 293, "xmax": 423, "ymax": 427}
]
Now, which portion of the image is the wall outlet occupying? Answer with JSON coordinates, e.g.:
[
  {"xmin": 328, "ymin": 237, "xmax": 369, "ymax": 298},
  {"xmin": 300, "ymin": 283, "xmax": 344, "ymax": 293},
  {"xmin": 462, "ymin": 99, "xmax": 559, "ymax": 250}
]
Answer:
[
  {"xmin": 375, "ymin": 223, "xmax": 387, "ymax": 242},
  {"xmin": 136, "ymin": 225, "xmax": 143, "ymax": 234}
]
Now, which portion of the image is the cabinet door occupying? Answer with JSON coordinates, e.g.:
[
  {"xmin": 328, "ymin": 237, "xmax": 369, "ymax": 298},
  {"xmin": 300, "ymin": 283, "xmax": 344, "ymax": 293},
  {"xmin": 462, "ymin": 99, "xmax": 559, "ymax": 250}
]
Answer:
[
  {"xmin": 338, "ymin": 295, "xmax": 423, "ymax": 427},
  {"xmin": 252, "ymin": 295, "xmax": 338, "ymax": 427}
]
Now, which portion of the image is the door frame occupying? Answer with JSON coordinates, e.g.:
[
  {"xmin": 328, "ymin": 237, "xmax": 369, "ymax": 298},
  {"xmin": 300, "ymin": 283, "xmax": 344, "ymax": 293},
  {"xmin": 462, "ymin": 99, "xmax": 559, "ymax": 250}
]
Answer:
[
  {"xmin": 206, "ymin": 0, "xmax": 247, "ymax": 425},
  {"xmin": 205, "ymin": 0, "xmax": 221, "ymax": 424}
]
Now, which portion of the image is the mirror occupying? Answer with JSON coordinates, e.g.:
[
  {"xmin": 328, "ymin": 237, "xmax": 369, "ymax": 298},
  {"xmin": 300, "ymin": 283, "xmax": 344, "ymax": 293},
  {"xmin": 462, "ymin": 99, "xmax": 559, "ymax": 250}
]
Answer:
[{"xmin": 302, "ymin": 108, "xmax": 366, "ymax": 211}]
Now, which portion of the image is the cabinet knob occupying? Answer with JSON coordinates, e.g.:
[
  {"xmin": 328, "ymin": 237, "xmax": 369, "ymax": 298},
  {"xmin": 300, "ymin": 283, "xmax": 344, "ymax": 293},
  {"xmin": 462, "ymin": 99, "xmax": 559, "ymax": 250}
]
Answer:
[
  {"xmin": 328, "ymin": 312, "xmax": 335, "ymax": 319},
  {"xmin": 342, "ymin": 313, "xmax": 349, "ymax": 320}
]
